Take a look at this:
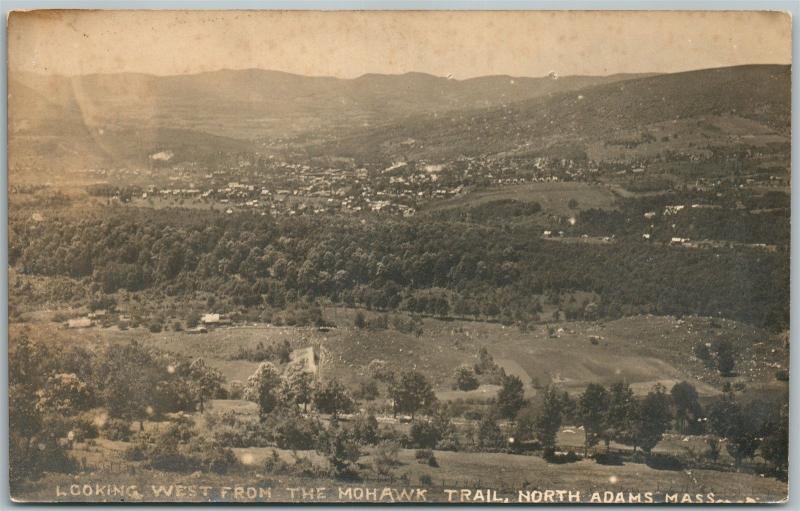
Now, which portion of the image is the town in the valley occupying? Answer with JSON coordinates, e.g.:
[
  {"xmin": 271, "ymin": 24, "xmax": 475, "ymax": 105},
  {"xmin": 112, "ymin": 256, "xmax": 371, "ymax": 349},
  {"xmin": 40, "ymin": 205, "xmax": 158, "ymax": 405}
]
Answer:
[{"xmin": 7, "ymin": 10, "xmax": 791, "ymax": 504}]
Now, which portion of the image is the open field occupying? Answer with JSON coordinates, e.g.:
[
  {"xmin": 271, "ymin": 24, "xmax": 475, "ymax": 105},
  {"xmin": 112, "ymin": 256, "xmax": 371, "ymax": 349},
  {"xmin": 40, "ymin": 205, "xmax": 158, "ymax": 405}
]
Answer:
[
  {"xmin": 13, "ymin": 438, "xmax": 787, "ymax": 503},
  {"xmin": 11, "ymin": 309, "xmax": 786, "ymax": 400},
  {"xmin": 422, "ymin": 182, "xmax": 620, "ymax": 217}
]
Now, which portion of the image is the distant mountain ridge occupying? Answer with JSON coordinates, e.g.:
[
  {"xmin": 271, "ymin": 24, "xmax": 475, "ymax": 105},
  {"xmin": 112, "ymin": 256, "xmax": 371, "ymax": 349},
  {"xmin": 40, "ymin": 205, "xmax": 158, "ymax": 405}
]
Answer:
[
  {"xmin": 311, "ymin": 64, "xmax": 790, "ymax": 161},
  {"xmin": 9, "ymin": 65, "xmax": 789, "ymax": 169},
  {"xmin": 10, "ymin": 68, "xmax": 653, "ymax": 139}
]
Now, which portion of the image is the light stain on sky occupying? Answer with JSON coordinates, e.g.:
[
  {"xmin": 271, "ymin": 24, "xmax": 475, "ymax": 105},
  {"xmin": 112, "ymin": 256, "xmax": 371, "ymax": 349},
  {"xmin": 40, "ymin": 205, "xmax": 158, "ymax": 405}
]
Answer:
[{"xmin": 8, "ymin": 10, "xmax": 791, "ymax": 78}]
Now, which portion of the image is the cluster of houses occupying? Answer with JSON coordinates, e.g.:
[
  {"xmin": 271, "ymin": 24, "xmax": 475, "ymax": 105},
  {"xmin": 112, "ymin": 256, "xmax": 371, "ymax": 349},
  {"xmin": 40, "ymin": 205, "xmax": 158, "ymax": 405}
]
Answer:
[
  {"xmin": 64, "ymin": 310, "xmax": 236, "ymax": 332},
  {"xmin": 80, "ymin": 144, "xmax": 788, "ymax": 222}
]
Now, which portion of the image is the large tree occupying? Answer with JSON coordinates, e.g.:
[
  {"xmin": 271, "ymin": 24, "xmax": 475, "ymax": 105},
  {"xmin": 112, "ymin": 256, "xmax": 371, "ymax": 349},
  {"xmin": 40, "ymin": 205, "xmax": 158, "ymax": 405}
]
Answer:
[
  {"xmin": 313, "ymin": 379, "xmax": 355, "ymax": 419},
  {"xmin": 633, "ymin": 384, "xmax": 673, "ymax": 454},
  {"xmin": 708, "ymin": 393, "xmax": 760, "ymax": 467},
  {"xmin": 96, "ymin": 340, "xmax": 160, "ymax": 430},
  {"xmin": 714, "ymin": 340, "xmax": 736, "ymax": 376},
  {"xmin": 188, "ymin": 358, "xmax": 224, "ymax": 413},
  {"xmin": 534, "ymin": 385, "xmax": 563, "ymax": 455},
  {"xmin": 605, "ymin": 381, "xmax": 636, "ymax": 449},
  {"xmin": 244, "ymin": 362, "xmax": 283, "ymax": 420},
  {"xmin": 670, "ymin": 381, "xmax": 703, "ymax": 435},
  {"xmin": 35, "ymin": 373, "xmax": 93, "ymax": 415},
  {"xmin": 497, "ymin": 374, "xmax": 526, "ymax": 419},
  {"xmin": 453, "ymin": 364, "xmax": 479, "ymax": 391},
  {"xmin": 760, "ymin": 404, "xmax": 788, "ymax": 473},
  {"xmin": 282, "ymin": 362, "xmax": 315, "ymax": 412},
  {"xmin": 578, "ymin": 383, "xmax": 609, "ymax": 454},
  {"xmin": 390, "ymin": 370, "xmax": 436, "ymax": 420},
  {"xmin": 477, "ymin": 413, "xmax": 505, "ymax": 449}
]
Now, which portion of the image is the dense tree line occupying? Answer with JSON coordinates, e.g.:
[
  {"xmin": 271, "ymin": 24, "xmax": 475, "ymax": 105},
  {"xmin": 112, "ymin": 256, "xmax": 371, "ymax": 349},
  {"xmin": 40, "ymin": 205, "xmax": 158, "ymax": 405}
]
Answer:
[
  {"xmin": 513, "ymin": 380, "xmax": 787, "ymax": 474},
  {"xmin": 569, "ymin": 188, "xmax": 790, "ymax": 246},
  {"xmin": 9, "ymin": 333, "xmax": 224, "ymax": 485},
  {"xmin": 10, "ymin": 329, "xmax": 788, "ymax": 484},
  {"xmin": 9, "ymin": 207, "xmax": 788, "ymax": 330}
]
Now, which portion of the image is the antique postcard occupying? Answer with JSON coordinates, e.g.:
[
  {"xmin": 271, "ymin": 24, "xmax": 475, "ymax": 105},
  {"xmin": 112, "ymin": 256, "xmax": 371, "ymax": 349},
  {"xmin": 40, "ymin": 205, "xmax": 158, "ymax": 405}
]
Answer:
[{"xmin": 7, "ymin": 10, "xmax": 791, "ymax": 503}]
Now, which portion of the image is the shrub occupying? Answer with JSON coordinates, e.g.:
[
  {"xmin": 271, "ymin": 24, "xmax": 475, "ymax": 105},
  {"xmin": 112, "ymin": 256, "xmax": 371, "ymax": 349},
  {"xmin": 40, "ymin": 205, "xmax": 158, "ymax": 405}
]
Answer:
[
  {"xmin": 366, "ymin": 314, "xmax": 389, "ymax": 330},
  {"xmin": 409, "ymin": 420, "xmax": 441, "ymax": 449},
  {"xmin": 102, "ymin": 418, "xmax": 132, "ymax": 441},
  {"xmin": 52, "ymin": 312, "xmax": 71, "ymax": 323},
  {"xmin": 415, "ymin": 448, "xmax": 433, "ymax": 462},
  {"xmin": 477, "ymin": 415, "xmax": 504, "ymax": 449},
  {"xmin": 160, "ymin": 415, "xmax": 197, "ymax": 444},
  {"xmin": 378, "ymin": 425, "xmax": 407, "ymax": 445},
  {"xmin": 354, "ymin": 311, "xmax": 366, "ymax": 329},
  {"xmin": 645, "ymin": 453, "xmax": 684, "ymax": 471},
  {"xmin": 288, "ymin": 454, "xmax": 320, "ymax": 478},
  {"xmin": 351, "ymin": 413, "xmax": 379, "ymax": 446},
  {"xmin": 41, "ymin": 438, "xmax": 79, "ymax": 472},
  {"xmin": 10, "ymin": 433, "xmax": 77, "ymax": 484},
  {"xmin": 391, "ymin": 315, "xmax": 424, "ymax": 336},
  {"xmin": 148, "ymin": 321, "xmax": 163, "ymax": 333},
  {"xmin": 453, "ymin": 365, "xmax": 479, "ymax": 391},
  {"xmin": 267, "ymin": 411, "xmax": 322, "ymax": 450},
  {"xmin": 233, "ymin": 340, "xmax": 291, "ymax": 363},
  {"xmin": 594, "ymin": 452, "xmax": 623, "ymax": 465},
  {"xmin": 228, "ymin": 382, "xmax": 244, "ymax": 400},
  {"xmin": 41, "ymin": 415, "xmax": 98, "ymax": 443},
  {"xmin": 436, "ymin": 430, "xmax": 460, "ymax": 451},
  {"xmin": 213, "ymin": 417, "xmax": 271, "ymax": 448},
  {"xmin": 544, "ymin": 450, "xmax": 580, "ymax": 464},
  {"xmin": 148, "ymin": 443, "xmax": 194, "ymax": 472},
  {"xmin": 139, "ymin": 427, "xmax": 238, "ymax": 474},
  {"xmin": 123, "ymin": 444, "xmax": 147, "ymax": 462},
  {"xmin": 263, "ymin": 449, "xmax": 290, "ymax": 474},
  {"xmin": 317, "ymin": 427, "xmax": 361, "ymax": 479},
  {"xmin": 36, "ymin": 374, "xmax": 94, "ymax": 415},
  {"xmin": 357, "ymin": 380, "xmax": 380, "ymax": 401},
  {"xmin": 372, "ymin": 441, "xmax": 400, "ymax": 476},
  {"xmin": 186, "ymin": 437, "xmax": 238, "ymax": 474},
  {"xmin": 419, "ymin": 474, "xmax": 433, "ymax": 485},
  {"xmin": 464, "ymin": 410, "xmax": 483, "ymax": 421},
  {"xmin": 775, "ymin": 369, "xmax": 789, "ymax": 381},
  {"xmin": 705, "ymin": 437, "xmax": 721, "ymax": 462},
  {"xmin": 69, "ymin": 416, "xmax": 99, "ymax": 442},
  {"xmin": 366, "ymin": 359, "xmax": 393, "ymax": 382},
  {"xmin": 186, "ymin": 312, "xmax": 201, "ymax": 329},
  {"xmin": 693, "ymin": 342, "xmax": 713, "ymax": 367}
]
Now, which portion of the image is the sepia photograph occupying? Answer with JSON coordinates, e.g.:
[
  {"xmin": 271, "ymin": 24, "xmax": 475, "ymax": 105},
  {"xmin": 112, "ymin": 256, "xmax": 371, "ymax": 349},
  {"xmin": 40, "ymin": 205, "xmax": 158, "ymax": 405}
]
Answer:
[{"xmin": 6, "ymin": 9, "xmax": 792, "ymax": 503}]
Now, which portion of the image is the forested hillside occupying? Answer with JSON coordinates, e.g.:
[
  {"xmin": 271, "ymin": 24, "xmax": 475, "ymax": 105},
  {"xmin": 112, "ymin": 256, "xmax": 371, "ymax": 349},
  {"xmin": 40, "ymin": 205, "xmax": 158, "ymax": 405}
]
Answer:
[
  {"xmin": 10, "ymin": 207, "xmax": 788, "ymax": 331},
  {"xmin": 314, "ymin": 65, "xmax": 790, "ymax": 161}
]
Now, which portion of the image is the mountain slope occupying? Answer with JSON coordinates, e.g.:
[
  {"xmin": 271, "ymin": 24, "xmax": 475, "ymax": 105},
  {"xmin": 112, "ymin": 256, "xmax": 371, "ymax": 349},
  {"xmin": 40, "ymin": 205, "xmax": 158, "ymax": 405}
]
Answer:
[
  {"xmin": 8, "ymin": 78, "xmax": 255, "ymax": 170},
  {"xmin": 11, "ymin": 69, "xmax": 651, "ymax": 140},
  {"xmin": 313, "ymin": 65, "xmax": 790, "ymax": 161}
]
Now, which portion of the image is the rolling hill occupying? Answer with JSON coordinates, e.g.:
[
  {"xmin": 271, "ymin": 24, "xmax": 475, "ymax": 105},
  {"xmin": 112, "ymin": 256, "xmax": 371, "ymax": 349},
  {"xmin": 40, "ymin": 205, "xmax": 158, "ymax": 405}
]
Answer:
[
  {"xmin": 9, "ymin": 65, "xmax": 789, "ymax": 169},
  {"xmin": 11, "ymin": 69, "xmax": 649, "ymax": 140},
  {"xmin": 312, "ymin": 65, "xmax": 790, "ymax": 162}
]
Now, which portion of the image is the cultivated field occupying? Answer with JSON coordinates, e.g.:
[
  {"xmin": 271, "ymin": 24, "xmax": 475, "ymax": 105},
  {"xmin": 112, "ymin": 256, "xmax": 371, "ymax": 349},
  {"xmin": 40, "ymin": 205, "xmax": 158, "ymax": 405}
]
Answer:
[
  {"xmin": 423, "ymin": 182, "xmax": 620, "ymax": 216},
  {"xmin": 13, "ymin": 308, "xmax": 786, "ymax": 401}
]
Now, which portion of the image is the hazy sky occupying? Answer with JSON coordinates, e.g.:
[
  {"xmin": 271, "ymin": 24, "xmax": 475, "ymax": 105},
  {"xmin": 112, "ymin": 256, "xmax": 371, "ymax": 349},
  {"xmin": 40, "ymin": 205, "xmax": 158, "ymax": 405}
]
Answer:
[{"xmin": 8, "ymin": 10, "xmax": 792, "ymax": 79}]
